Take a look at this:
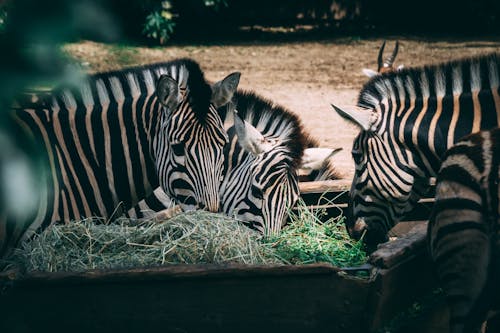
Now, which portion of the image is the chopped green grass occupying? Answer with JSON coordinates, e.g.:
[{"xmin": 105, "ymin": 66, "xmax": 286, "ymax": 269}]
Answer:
[{"xmin": 264, "ymin": 199, "xmax": 367, "ymax": 268}]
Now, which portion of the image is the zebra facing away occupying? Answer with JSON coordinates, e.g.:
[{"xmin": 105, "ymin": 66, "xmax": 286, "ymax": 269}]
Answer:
[
  {"xmin": 2, "ymin": 59, "xmax": 240, "ymax": 257},
  {"xmin": 332, "ymin": 53, "xmax": 500, "ymax": 250},
  {"xmin": 428, "ymin": 128, "xmax": 500, "ymax": 333},
  {"xmin": 129, "ymin": 91, "xmax": 342, "ymax": 236}
]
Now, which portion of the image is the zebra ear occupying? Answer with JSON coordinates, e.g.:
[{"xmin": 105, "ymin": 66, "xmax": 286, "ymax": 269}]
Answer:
[
  {"xmin": 362, "ymin": 68, "xmax": 379, "ymax": 78},
  {"xmin": 156, "ymin": 75, "xmax": 180, "ymax": 111},
  {"xmin": 211, "ymin": 72, "xmax": 241, "ymax": 108},
  {"xmin": 233, "ymin": 110, "xmax": 279, "ymax": 156},
  {"xmin": 331, "ymin": 104, "xmax": 377, "ymax": 131},
  {"xmin": 300, "ymin": 147, "xmax": 342, "ymax": 170}
]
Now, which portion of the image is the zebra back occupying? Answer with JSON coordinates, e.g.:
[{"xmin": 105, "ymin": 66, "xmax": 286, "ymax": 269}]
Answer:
[
  {"xmin": 428, "ymin": 128, "xmax": 500, "ymax": 333},
  {"xmin": 359, "ymin": 53, "xmax": 500, "ymax": 160},
  {"xmin": 2, "ymin": 59, "xmax": 236, "ymax": 258}
]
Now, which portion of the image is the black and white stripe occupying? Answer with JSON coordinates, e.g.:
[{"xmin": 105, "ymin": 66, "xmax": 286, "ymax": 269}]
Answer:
[
  {"xmin": 333, "ymin": 53, "xmax": 500, "ymax": 249},
  {"xmin": 428, "ymin": 128, "xmax": 500, "ymax": 333},
  {"xmin": 130, "ymin": 91, "xmax": 341, "ymax": 236},
  {"xmin": 1, "ymin": 59, "xmax": 239, "ymax": 257}
]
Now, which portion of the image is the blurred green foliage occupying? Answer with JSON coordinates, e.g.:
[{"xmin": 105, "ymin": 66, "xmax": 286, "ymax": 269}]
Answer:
[
  {"xmin": 142, "ymin": 1, "xmax": 177, "ymax": 44},
  {"xmin": 141, "ymin": 0, "xmax": 230, "ymax": 44},
  {"xmin": 0, "ymin": 0, "xmax": 120, "ymax": 226},
  {"xmin": 1, "ymin": 0, "xmax": 498, "ymax": 46}
]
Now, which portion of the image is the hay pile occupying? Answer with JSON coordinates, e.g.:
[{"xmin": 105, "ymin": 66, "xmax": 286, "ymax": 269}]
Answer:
[
  {"xmin": 8, "ymin": 211, "xmax": 281, "ymax": 273},
  {"xmin": 6, "ymin": 202, "xmax": 367, "ymax": 274}
]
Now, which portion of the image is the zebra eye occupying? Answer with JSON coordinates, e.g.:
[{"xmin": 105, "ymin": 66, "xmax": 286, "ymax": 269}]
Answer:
[
  {"xmin": 352, "ymin": 149, "xmax": 363, "ymax": 163},
  {"xmin": 171, "ymin": 141, "xmax": 185, "ymax": 155}
]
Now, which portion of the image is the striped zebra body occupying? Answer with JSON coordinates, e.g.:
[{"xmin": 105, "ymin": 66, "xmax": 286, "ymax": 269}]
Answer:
[
  {"xmin": 2, "ymin": 59, "xmax": 239, "ymax": 257},
  {"xmin": 333, "ymin": 53, "xmax": 500, "ymax": 249},
  {"xmin": 129, "ymin": 91, "xmax": 341, "ymax": 236},
  {"xmin": 428, "ymin": 128, "xmax": 500, "ymax": 333}
]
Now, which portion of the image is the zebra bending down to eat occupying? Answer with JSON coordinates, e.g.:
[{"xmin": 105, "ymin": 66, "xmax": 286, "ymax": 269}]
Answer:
[
  {"xmin": 428, "ymin": 128, "xmax": 500, "ymax": 333},
  {"xmin": 129, "ymin": 91, "xmax": 342, "ymax": 236},
  {"xmin": 219, "ymin": 91, "xmax": 342, "ymax": 236},
  {"xmin": 1, "ymin": 59, "xmax": 240, "ymax": 257},
  {"xmin": 332, "ymin": 53, "xmax": 500, "ymax": 250}
]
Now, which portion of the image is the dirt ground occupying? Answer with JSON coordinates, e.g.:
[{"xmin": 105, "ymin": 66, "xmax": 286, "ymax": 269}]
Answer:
[{"xmin": 65, "ymin": 37, "xmax": 500, "ymax": 179}]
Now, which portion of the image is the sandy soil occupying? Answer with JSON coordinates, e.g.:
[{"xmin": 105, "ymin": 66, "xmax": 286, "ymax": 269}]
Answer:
[{"xmin": 65, "ymin": 37, "xmax": 500, "ymax": 179}]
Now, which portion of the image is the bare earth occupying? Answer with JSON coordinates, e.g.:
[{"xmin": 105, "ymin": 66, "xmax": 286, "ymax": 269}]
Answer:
[{"xmin": 65, "ymin": 37, "xmax": 500, "ymax": 179}]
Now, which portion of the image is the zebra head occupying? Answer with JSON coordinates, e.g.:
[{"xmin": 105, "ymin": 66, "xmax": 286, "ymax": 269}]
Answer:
[
  {"xmin": 154, "ymin": 62, "xmax": 240, "ymax": 212},
  {"xmin": 332, "ymin": 104, "xmax": 427, "ymax": 250},
  {"xmin": 362, "ymin": 41, "xmax": 404, "ymax": 78},
  {"xmin": 221, "ymin": 109, "xmax": 300, "ymax": 237}
]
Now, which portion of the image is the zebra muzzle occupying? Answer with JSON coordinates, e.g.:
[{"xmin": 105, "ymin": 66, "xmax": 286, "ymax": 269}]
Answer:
[{"xmin": 349, "ymin": 218, "xmax": 368, "ymax": 240}]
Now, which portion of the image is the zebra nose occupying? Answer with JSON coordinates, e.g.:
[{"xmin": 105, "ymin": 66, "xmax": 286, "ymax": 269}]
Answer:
[
  {"xmin": 350, "ymin": 218, "xmax": 368, "ymax": 240},
  {"xmin": 205, "ymin": 201, "xmax": 219, "ymax": 213},
  {"xmin": 198, "ymin": 201, "xmax": 219, "ymax": 213}
]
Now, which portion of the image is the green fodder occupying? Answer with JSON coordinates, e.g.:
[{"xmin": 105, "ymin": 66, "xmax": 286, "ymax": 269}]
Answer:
[
  {"xmin": 7, "ymin": 211, "xmax": 281, "ymax": 273},
  {"xmin": 6, "ymin": 199, "xmax": 368, "ymax": 274},
  {"xmin": 265, "ymin": 199, "xmax": 367, "ymax": 268}
]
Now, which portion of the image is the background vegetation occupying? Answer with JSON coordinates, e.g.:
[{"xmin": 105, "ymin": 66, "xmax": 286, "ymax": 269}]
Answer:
[{"xmin": 2, "ymin": 1, "xmax": 499, "ymax": 46}]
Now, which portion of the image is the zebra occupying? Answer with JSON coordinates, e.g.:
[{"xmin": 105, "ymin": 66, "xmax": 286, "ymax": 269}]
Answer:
[
  {"xmin": 362, "ymin": 40, "xmax": 404, "ymax": 78},
  {"xmin": 428, "ymin": 128, "xmax": 500, "ymax": 333},
  {"xmin": 129, "ymin": 90, "xmax": 342, "ymax": 236},
  {"xmin": 332, "ymin": 53, "xmax": 500, "ymax": 250},
  {"xmin": 1, "ymin": 59, "xmax": 240, "ymax": 257}
]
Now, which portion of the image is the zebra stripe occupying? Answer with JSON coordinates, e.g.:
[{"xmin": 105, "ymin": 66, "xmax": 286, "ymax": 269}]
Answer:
[
  {"xmin": 129, "ymin": 90, "xmax": 341, "ymax": 236},
  {"xmin": 338, "ymin": 53, "xmax": 500, "ymax": 248},
  {"xmin": 428, "ymin": 128, "xmax": 500, "ymax": 333},
  {"xmin": 1, "ymin": 59, "xmax": 238, "ymax": 257},
  {"xmin": 217, "ymin": 91, "xmax": 311, "ymax": 236}
]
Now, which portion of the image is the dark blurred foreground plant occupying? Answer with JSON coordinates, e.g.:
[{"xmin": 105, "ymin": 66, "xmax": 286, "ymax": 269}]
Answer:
[{"xmin": 0, "ymin": 0, "xmax": 120, "ymax": 234}]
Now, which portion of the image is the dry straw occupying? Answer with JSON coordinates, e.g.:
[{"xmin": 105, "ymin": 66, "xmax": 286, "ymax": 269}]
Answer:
[{"xmin": 7, "ymin": 211, "xmax": 281, "ymax": 273}]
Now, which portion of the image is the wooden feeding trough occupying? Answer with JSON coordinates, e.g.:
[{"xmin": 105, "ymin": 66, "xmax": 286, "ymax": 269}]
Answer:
[{"xmin": 0, "ymin": 180, "xmax": 442, "ymax": 333}]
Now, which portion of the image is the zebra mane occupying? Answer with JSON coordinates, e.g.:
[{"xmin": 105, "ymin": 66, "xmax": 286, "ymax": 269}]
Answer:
[
  {"xmin": 221, "ymin": 90, "xmax": 309, "ymax": 170},
  {"xmin": 48, "ymin": 58, "xmax": 212, "ymax": 122},
  {"xmin": 358, "ymin": 53, "xmax": 500, "ymax": 109}
]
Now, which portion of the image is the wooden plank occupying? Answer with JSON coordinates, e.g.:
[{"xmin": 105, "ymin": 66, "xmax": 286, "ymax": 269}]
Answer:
[
  {"xmin": 299, "ymin": 179, "xmax": 351, "ymax": 194},
  {"xmin": 298, "ymin": 179, "xmax": 436, "ymax": 222},
  {"xmin": 389, "ymin": 221, "xmax": 427, "ymax": 237},
  {"xmin": 299, "ymin": 179, "xmax": 435, "ymax": 198},
  {"xmin": 369, "ymin": 222, "xmax": 428, "ymax": 269},
  {"xmin": 0, "ymin": 263, "xmax": 342, "ymax": 284},
  {"xmin": 0, "ymin": 263, "xmax": 373, "ymax": 333}
]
